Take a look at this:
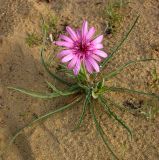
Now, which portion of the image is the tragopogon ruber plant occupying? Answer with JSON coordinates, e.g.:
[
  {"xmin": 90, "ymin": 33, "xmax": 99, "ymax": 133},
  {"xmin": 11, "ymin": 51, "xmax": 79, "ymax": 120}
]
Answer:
[{"xmin": 1, "ymin": 15, "xmax": 159, "ymax": 159}]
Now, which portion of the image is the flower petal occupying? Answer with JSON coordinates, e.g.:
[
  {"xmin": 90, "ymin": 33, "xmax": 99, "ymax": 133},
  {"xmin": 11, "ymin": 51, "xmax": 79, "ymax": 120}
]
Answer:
[
  {"xmin": 88, "ymin": 57, "xmax": 100, "ymax": 72},
  {"xmin": 89, "ymin": 44, "xmax": 103, "ymax": 50},
  {"xmin": 55, "ymin": 41, "xmax": 73, "ymax": 48},
  {"xmin": 73, "ymin": 58, "xmax": 81, "ymax": 75},
  {"xmin": 59, "ymin": 35, "xmax": 73, "ymax": 43},
  {"xmin": 84, "ymin": 59, "xmax": 94, "ymax": 74},
  {"xmin": 93, "ymin": 44, "xmax": 103, "ymax": 49},
  {"xmin": 66, "ymin": 26, "xmax": 78, "ymax": 41},
  {"xmin": 94, "ymin": 50, "xmax": 108, "ymax": 58},
  {"xmin": 57, "ymin": 50, "xmax": 72, "ymax": 58},
  {"xmin": 82, "ymin": 21, "xmax": 88, "ymax": 39},
  {"xmin": 86, "ymin": 27, "xmax": 95, "ymax": 40},
  {"xmin": 62, "ymin": 53, "xmax": 74, "ymax": 63},
  {"xmin": 92, "ymin": 35, "xmax": 103, "ymax": 44},
  {"xmin": 68, "ymin": 56, "xmax": 78, "ymax": 69},
  {"xmin": 76, "ymin": 29, "xmax": 81, "ymax": 40},
  {"xmin": 91, "ymin": 54, "xmax": 102, "ymax": 62}
]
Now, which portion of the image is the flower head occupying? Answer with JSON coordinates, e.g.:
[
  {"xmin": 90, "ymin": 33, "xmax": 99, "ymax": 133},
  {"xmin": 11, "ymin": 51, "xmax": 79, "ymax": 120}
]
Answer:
[{"xmin": 54, "ymin": 21, "xmax": 108, "ymax": 75}]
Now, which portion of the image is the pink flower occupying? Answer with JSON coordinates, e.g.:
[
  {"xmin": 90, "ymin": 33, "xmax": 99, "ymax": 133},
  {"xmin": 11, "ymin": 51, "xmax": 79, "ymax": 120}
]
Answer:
[{"xmin": 54, "ymin": 21, "xmax": 108, "ymax": 75}]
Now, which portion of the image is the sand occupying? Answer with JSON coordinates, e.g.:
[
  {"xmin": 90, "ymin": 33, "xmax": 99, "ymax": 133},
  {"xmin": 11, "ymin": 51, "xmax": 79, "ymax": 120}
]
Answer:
[{"xmin": 0, "ymin": 0, "xmax": 159, "ymax": 159}]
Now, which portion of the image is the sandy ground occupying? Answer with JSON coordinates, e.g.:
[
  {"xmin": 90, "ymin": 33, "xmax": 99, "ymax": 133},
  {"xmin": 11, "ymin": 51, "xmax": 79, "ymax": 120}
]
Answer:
[{"xmin": 0, "ymin": 0, "xmax": 159, "ymax": 159}]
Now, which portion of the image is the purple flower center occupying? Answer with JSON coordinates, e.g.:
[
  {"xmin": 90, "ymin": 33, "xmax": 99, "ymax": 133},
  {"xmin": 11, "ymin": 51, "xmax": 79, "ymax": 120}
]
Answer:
[
  {"xmin": 74, "ymin": 41, "xmax": 90, "ymax": 58},
  {"xmin": 79, "ymin": 42, "xmax": 88, "ymax": 53}
]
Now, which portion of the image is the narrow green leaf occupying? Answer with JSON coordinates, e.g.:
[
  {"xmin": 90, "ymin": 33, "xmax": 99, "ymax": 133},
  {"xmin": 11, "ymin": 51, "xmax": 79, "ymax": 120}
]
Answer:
[
  {"xmin": 9, "ymin": 85, "xmax": 79, "ymax": 99},
  {"xmin": 40, "ymin": 16, "xmax": 73, "ymax": 86},
  {"xmin": 90, "ymin": 103, "xmax": 120, "ymax": 160},
  {"xmin": 68, "ymin": 84, "xmax": 81, "ymax": 91},
  {"xmin": 66, "ymin": 72, "xmax": 76, "ymax": 79},
  {"xmin": 106, "ymin": 98, "xmax": 130, "ymax": 112},
  {"xmin": 72, "ymin": 92, "xmax": 91, "ymax": 131},
  {"xmin": 40, "ymin": 48, "xmax": 72, "ymax": 86},
  {"xmin": 0, "ymin": 96, "xmax": 82, "ymax": 157},
  {"xmin": 100, "ymin": 96, "xmax": 132, "ymax": 139},
  {"xmin": 57, "ymin": 64, "xmax": 75, "ymax": 78},
  {"xmin": 101, "ymin": 15, "xmax": 140, "ymax": 68},
  {"xmin": 46, "ymin": 81, "xmax": 79, "ymax": 96},
  {"xmin": 8, "ymin": 87, "xmax": 60, "ymax": 99},
  {"xmin": 109, "ymin": 86, "xmax": 159, "ymax": 99},
  {"xmin": 104, "ymin": 58, "xmax": 155, "ymax": 80},
  {"xmin": 77, "ymin": 82, "xmax": 89, "ymax": 91}
]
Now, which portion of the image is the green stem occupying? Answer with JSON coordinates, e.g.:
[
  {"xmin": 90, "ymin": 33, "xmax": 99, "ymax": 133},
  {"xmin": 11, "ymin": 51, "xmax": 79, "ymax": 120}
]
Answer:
[{"xmin": 83, "ymin": 64, "xmax": 90, "ymax": 82}]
